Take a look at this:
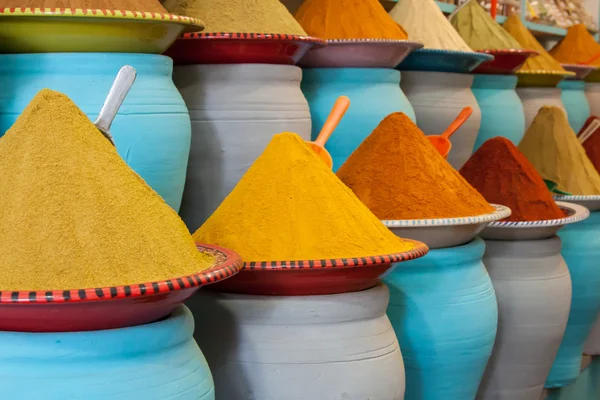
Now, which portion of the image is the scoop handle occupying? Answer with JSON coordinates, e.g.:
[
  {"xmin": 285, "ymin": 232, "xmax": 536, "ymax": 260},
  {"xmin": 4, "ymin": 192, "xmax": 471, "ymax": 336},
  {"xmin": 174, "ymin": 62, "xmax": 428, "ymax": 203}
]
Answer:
[
  {"xmin": 442, "ymin": 106, "xmax": 473, "ymax": 139},
  {"xmin": 315, "ymin": 96, "xmax": 350, "ymax": 147},
  {"xmin": 94, "ymin": 65, "xmax": 137, "ymax": 135}
]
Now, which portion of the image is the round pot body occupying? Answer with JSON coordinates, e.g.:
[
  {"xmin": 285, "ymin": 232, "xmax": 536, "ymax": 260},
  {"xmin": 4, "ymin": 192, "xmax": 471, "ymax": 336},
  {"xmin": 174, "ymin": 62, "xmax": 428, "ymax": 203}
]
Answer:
[
  {"xmin": 173, "ymin": 64, "xmax": 311, "ymax": 232},
  {"xmin": 0, "ymin": 306, "xmax": 214, "ymax": 399},
  {"xmin": 0, "ymin": 53, "xmax": 191, "ymax": 211},
  {"xmin": 516, "ymin": 87, "xmax": 566, "ymax": 131},
  {"xmin": 546, "ymin": 357, "xmax": 600, "ymax": 400},
  {"xmin": 558, "ymin": 80, "xmax": 590, "ymax": 134},
  {"xmin": 584, "ymin": 317, "xmax": 600, "ymax": 355},
  {"xmin": 385, "ymin": 237, "xmax": 498, "ymax": 400},
  {"xmin": 585, "ymin": 82, "xmax": 600, "ymax": 119},
  {"xmin": 187, "ymin": 283, "xmax": 406, "ymax": 400},
  {"xmin": 471, "ymin": 74, "xmax": 525, "ymax": 151},
  {"xmin": 301, "ymin": 68, "xmax": 415, "ymax": 171},
  {"xmin": 546, "ymin": 211, "xmax": 600, "ymax": 388},
  {"xmin": 478, "ymin": 237, "xmax": 572, "ymax": 400},
  {"xmin": 400, "ymin": 71, "xmax": 481, "ymax": 169}
]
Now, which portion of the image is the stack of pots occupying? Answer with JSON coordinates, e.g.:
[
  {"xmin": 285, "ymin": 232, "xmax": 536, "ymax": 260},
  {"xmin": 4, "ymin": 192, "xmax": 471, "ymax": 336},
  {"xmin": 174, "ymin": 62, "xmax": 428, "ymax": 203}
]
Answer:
[
  {"xmin": 516, "ymin": 86, "xmax": 566, "ymax": 131},
  {"xmin": 559, "ymin": 78, "xmax": 591, "ymax": 133}
]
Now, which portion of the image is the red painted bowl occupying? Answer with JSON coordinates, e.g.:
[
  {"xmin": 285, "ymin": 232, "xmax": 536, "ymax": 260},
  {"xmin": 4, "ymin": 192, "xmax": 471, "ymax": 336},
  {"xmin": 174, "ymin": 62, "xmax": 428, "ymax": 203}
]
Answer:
[
  {"xmin": 164, "ymin": 32, "xmax": 326, "ymax": 65},
  {"xmin": 208, "ymin": 239, "xmax": 428, "ymax": 296},
  {"xmin": 473, "ymin": 49, "xmax": 539, "ymax": 74},
  {"xmin": 0, "ymin": 244, "xmax": 241, "ymax": 332}
]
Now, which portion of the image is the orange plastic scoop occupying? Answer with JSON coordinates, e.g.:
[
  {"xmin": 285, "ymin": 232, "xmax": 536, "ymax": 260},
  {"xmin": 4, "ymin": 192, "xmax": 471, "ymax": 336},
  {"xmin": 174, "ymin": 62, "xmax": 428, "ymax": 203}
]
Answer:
[
  {"xmin": 307, "ymin": 96, "xmax": 350, "ymax": 168},
  {"xmin": 428, "ymin": 106, "xmax": 473, "ymax": 158}
]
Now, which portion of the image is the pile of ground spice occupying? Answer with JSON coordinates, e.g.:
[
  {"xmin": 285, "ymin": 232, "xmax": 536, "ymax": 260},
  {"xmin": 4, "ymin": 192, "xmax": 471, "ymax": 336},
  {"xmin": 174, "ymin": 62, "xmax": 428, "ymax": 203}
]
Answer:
[
  {"xmin": 161, "ymin": 0, "xmax": 306, "ymax": 35},
  {"xmin": 0, "ymin": 89, "xmax": 213, "ymax": 291},
  {"xmin": 450, "ymin": 0, "xmax": 522, "ymax": 50},
  {"xmin": 389, "ymin": 0, "xmax": 472, "ymax": 52},
  {"xmin": 503, "ymin": 15, "xmax": 568, "ymax": 74},
  {"xmin": 294, "ymin": 0, "xmax": 408, "ymax": 40},
  {"xmin": 460, "ymin": 137, "xmax": 565, "ymax": 221},
  {"xmin": 519, "ymin": 106, "xmax": 600, "ymax": 195},
  {"xmin": 193, "ymin": 132, "xmax": 414, "ymax": 262},
  {"xmin": 550, "ymin": 24, "xmax": 600, "ymax": 66},
  {"xmin": 0, "ymin": 0, "xmax": 167, "ymax": 12},
  {"xmin": 336, "ymin": 112, "xmax": 494, "ymax": 220}
]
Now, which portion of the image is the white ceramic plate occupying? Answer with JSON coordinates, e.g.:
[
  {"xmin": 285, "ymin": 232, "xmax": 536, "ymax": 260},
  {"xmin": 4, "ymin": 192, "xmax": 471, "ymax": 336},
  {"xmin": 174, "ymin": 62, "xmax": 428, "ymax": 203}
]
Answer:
[
  {"xmin": 480, "ymin": 201, "xmax": 590, "ymax": 241},
  {"xmin": 383, "ymin": 204, "xmax": 510, "ymax": 249},
  {"xmin": 553, "ymin": 195, "xmax": 600, "ymax": 212},
  {"xmin": 298, "ymin": 39, "xmax": 423, "ymax": 68}
]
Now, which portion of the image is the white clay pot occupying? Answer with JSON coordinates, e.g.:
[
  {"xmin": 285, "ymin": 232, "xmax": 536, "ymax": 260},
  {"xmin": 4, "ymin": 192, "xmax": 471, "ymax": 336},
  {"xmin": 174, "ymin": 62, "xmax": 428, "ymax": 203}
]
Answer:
[
  {"xmin": 585, "ymin": 82, "xmax": 600, "ymax": 120},
  {"xmin": 516, "ymin": 87, "xmax": 566, "ymax": 130},
  {"xmin": 187, "ymin": 283, "xmax": 406, "ymax": 400},
  {"xmin": 478, "ymin": 236, "xmax": 572, "ymax": 400},
  {"xmin": 400, "ymin": 70, "xmax": 482, "ymax": 169},
  {"xmin": 584, "ymin": 318, "xmax": 600, "ymax": 355},
  {"xmin": 173, "ymin": 64, "xmax": 312, "ymax": 232}
]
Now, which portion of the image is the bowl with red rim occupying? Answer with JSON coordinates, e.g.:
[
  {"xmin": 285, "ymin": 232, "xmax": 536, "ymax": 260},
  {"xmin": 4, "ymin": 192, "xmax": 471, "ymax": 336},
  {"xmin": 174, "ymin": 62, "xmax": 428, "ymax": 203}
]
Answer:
[
  {"xmin": 207, "ymin": 239, "xmax": 428, "ymax": 296},
  {"xmin": 473, "ymin": 49, "xmax": 539, "ymax": 74},
  {"xmin": 164, "ymin": 32, "xmax": 326, "ymax": 65},
  {"xmin": 0, "ymin": 243, "xmax": 242, "ymax": 332},
  {"xmin": 298, "ymin": 38, "xmax": 423, "ymax": 68}
]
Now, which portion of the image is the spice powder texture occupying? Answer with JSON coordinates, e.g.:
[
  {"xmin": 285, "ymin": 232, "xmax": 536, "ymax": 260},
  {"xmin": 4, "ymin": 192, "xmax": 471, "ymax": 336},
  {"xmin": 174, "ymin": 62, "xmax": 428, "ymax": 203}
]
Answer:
[
  {"xmin": 550, "ymin": 23, "xmax": 600, "ymax": 66},
  {"xmin": 336, "ymin": 112, "xmax": 494, "ymax": 220},
  {"xmin": 0, "ymin": 89, "xmax": 213, "ymax": 291},
  {"xmin": 460, "ymin": 137, "xmax": 565, "ymax": 221},
  {"xmin": 193, "ymin": 132, "xmax": 414, "ymax": 262}
]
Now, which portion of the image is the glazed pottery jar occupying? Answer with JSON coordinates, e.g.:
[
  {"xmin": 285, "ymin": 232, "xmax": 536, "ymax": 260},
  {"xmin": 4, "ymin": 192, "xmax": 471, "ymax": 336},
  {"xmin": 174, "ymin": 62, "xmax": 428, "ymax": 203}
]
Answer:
[
  {"xmin": 558, "ymin": 80, "xmax": 590, "ymax": 133},
  {"xmin": 584, "ymin": 318, "xmax": 600, "ymax": 355},
  {"xmin": 302, "ymin": 68, "xmax": 415, "ymax": 171},
  {"xmin": 546, "ymin": 356, "xmax": 600, "ymax": 399},
  {"xmin": 173, "ymin": 64, "xmax": 311, "ymax": 232},
  {"xmin": 478, "ymin": 237, "xmax": 571, "ymax": 400},
  {"xmin": 516, "ymin": 87, "xmax": 566, "ymax": 130},
  {"xmin": 188, "ymin": 284, "xmax": 406, "ymax": 400},
  {"xmin": 471, "ymin": 74, "xmax": 526, "ymax": 151},
  {"xmin": 585, "ymin": 82, "xmax": 600, "ymax": 118},
  {"xmin": 385, "ymin": 238, "xmax": 498, "ymax": 400},
  {"xmin": 0, "ymin": 306, "xmax": 214, "ymax": 399},
  {"xmin": 547, "ymin": 211, "xmax": 600, "ymax": 388},
  {"xmin": 400, "ymin": 71, "xmax": 482, "ymax": 169},
  {"xmin": 0, "ymin": 53, "xmax": 191, "ymax": 211}
]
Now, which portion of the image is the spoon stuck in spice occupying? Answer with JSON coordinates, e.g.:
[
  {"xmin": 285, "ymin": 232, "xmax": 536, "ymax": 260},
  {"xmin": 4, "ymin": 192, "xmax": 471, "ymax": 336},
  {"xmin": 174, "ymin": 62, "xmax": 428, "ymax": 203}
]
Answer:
[
  {"xmin": 428, "ymin": 106, "xmax": 473, "ymax": 159},
  {"xmin": 94, "ymin": 65, "xmax": 137, "ymax": 146},
  {"xmin": 306, "ymin": 96, "xmax": 350, "ymax": 168}
]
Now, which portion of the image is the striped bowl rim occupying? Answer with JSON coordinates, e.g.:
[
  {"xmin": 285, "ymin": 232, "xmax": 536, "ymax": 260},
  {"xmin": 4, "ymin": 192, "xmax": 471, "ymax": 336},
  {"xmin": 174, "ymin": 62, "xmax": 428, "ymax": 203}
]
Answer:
[
  {"xmin": 486, "ymin": 201, "xmax": 589, "ymax": 228},
  {"xmin": 382, "ymin": 204, "xmax": 510, "ymax": 227}
]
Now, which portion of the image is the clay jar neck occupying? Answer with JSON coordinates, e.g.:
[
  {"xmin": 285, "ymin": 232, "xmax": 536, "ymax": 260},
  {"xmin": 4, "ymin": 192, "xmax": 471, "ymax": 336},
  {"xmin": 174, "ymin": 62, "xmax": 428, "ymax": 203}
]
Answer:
[
  {"xmin": 472, "ymin": 74, "xmax": 518, "ymax": 90},
  {"xmin": 301, "ymin": 68, "xmax": 401, "ymax": 86}
]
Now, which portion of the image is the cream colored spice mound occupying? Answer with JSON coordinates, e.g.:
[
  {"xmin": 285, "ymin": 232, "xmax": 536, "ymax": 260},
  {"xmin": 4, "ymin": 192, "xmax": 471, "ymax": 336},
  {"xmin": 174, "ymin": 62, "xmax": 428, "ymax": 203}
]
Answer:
[
  {"xmin": 0, "ymin": 89, "xmax": 214, "ymax": 291},
  {"xmin": 161, "ymin": 0, "xmax": 307, "ymax": 35},
  {"xmin": 389, "ymin": 0, "xmax": 472, "ymax": 52}
]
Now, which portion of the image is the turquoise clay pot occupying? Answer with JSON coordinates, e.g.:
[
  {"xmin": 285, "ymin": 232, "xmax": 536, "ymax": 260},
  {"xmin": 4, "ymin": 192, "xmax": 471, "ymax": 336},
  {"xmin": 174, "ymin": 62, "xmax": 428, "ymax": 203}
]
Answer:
[
  {"xmin": 301, "ymin": 68, "xmax": 415, "ymax": 171},
  {"xmin": 547, "ymin": 357, "xmax": 600, "ymax": 399},
  {"xmin": 547, "ymin": 211, "xmax": 600, "ymax": 388},
  {"xmin": 559, "ymin": 80, "xmax": 590, "ymax": 134},
  {"xmin": 385, "ymin": 238, "xmax": 498, "ymax": 400},
  {"xmin": 0, "ymin": 306, "xmax": 214, "ymax": 399},
  {"xmin": 471, "ymin": 74, "xmax": 525, "ymax": 151},
  {"xmin": 0, "ymin": 53, "xmax": 191, "ymax": 211}
]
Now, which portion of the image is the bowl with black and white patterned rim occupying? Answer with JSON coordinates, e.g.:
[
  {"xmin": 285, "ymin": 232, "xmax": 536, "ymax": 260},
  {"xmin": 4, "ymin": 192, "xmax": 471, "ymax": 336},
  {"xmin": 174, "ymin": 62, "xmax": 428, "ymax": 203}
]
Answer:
[
  {"xmin": 553, "ymin": 195, "xmax": 600, "ymax": 212},
  {"xmin": 480, "ymin": 201, "xmax": 590, "ymax": 241},
  {"xmin": 382, "ymin": 204, "xmax": 510, "ymax": 249},
  {"xmin": 298, "ymin": 38, "xmax": 423, "ymax": 68}
]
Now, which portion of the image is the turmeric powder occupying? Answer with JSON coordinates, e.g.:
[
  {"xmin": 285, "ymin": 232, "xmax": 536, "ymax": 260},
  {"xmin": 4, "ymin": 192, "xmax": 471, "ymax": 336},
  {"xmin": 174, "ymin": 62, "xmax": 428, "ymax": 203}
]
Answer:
[
  {"xmin": 0, "ymin": 89, "xmax": 213, "ymax": 291},
  {"xmin": 193, "ymin": 132, "xmax": 414, "ymax": 262},
  {"xmin": 294, "ymin": 0, "xmax": 408, "ymax": 40},
  {"xmin": 336, "ymin": 113, "xmax": 494, "ymax": 220},
  {"xmin": 550, "ymin": 24, "xmax": 600, "ymax": 66}
]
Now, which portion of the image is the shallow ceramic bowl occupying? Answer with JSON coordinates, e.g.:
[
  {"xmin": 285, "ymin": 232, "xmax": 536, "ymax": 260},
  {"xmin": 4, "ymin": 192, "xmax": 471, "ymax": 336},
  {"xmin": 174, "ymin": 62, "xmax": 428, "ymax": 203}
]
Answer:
[
  {"xmin": 165, "ymin": 32, "xmax": 326, "ymax": 65},
  {"xmin": 398, "ymin": 48, "xmax": 494, "ymax": 73},
  {"xmin": 0, "ymin": 244, "xmax": 241, "ymax": 332},
  {"xmin": 516, "ymin": 70, "xmax": 575, "ymax": 87},
  {"xmin": 298, "ymin": 39, "xmax": 423, "ymax": 68},
  {"xmin": 0, "ymin": 7, "xmax": 203, "ymax": 54},
  {"xmin": 480, "ymin": 201, "xmax": 589, "ymax": 241},
  {"xmin": 383, "ymin": 204, "xmax": 511, "ymax": 249},
  {"xmin": 554, "ymin": 195, "xmax": 600, "ymax": 212},
  {"xmin": 207, "ymin": 239, "xmax": 429, "ymax": 296},
  {"xmin": 473, "ymin": 49, "xmax": 538, "ymax": 74},
  {"xmin": 563, "ymin": 64, "xmax": 598, "ymax": 80},
  {"xmin": 584, "ymin": 68, "xmax": 600, "ymax": 82}
]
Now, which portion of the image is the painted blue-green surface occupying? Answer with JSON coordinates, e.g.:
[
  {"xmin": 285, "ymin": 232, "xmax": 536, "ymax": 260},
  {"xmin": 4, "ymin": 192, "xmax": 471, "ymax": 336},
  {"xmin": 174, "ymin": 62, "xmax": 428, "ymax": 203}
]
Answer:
[
  {"xmin": 472, "ymin": 74, "xmax": 525, "ymax": 151},
  {"xmin": 547, "ymin": 357, "xmax": 600, "ymax": 400},
  {"xmin": 302, "ymin": 68, "xmax": 415, "ymax": 171},
  {"xmin": 0, "ymin": 306, "xmax": 214, "ymax": 399},
  {"xmin": 0, "ymin": 53, "xmax": 191, "ymax": 211},
  {"xmin": 559, "ymin": 80, "xmax": 591, "ymax": 134},
  {"xmin": 385, "ymin": 238, "xmax": 498, "ymax": 400},
  {"xmin": 547, "ymin": 212, "xmax": 600, "ymax": 388}
]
